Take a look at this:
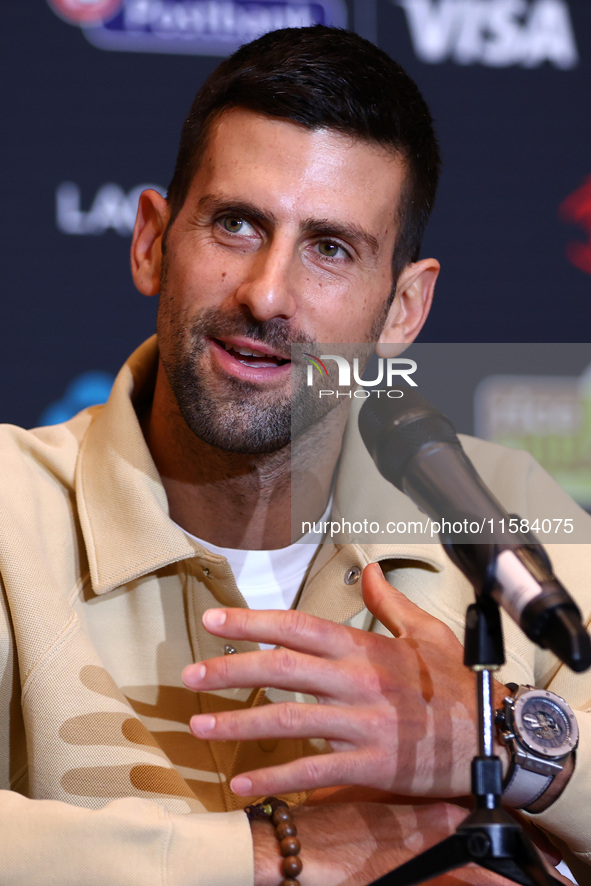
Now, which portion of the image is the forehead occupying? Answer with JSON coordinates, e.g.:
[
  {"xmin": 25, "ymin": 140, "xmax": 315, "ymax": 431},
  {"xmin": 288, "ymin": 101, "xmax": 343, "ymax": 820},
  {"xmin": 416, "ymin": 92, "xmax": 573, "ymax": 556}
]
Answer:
[{"xmin": 185, "ymin": 108, "xmax": 406, "ymax": 239}]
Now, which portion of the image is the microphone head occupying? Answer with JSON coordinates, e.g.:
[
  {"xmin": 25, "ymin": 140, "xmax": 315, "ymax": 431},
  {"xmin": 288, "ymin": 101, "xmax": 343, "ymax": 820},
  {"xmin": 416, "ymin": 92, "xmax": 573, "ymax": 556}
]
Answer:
[{"xmin": 358, "ymin": 388, "xmax": 460, "ymax": 489}]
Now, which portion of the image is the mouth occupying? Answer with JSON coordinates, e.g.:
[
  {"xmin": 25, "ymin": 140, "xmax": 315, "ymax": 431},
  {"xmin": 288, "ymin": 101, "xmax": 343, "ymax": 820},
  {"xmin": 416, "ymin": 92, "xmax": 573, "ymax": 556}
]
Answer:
[
  {"xmin": 209, "ymin": 337, "xmax": 292, "ymax": 384},
  {"xmin": 215, "ymin": 338, "xmax": 291, "ymax": 369}
]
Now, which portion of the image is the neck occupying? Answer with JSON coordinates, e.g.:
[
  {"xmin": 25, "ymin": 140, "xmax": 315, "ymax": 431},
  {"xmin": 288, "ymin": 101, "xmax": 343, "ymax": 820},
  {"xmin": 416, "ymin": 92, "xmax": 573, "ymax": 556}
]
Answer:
[{"xmin": 144, "ymin": 368, "xmax": 347, "ymax": 550}]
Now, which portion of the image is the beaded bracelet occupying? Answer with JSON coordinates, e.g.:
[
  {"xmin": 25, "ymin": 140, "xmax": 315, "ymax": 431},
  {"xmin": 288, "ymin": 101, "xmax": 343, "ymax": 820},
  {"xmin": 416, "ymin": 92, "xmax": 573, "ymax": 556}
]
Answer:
[{"xmin": 245, "ymin": 797, "xmax": 303, "ymax": 886}]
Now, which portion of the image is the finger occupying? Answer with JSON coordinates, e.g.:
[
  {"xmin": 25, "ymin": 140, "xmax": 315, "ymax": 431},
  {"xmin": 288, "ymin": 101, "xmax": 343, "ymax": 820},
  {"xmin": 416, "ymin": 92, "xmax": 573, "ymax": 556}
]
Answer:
[
  {"xmin": 183, "ymin": 647, "xmax": 359, "ymax": 699},
  {"xmin": 229, "ymin": 748, "xmax": 378, "ymax": 797},
  {"xmin": 362, "ymin": 563, "xmax": 455, "ymax": 644},
  {"xmin": 201, "ymin": 607, "xmax": 357, "ymax": 658},
  {"xmin": 189, "ymin": 701, "xmax": 374, "ymax": 745}
]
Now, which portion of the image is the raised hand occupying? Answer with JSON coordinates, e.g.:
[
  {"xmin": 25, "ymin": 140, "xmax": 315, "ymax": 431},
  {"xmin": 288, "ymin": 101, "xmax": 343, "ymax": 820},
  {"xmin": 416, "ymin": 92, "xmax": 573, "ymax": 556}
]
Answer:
[{"xmin": 183, "ymin": 563, "xmax": 508, "ymax": 799}]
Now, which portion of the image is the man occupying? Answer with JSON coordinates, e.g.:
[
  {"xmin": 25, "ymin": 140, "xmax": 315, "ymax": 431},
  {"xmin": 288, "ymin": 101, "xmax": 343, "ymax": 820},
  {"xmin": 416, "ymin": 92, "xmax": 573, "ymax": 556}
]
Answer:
[{"xmin": 0, "ymin": 24, "xmax": 588, "ymax": 886}]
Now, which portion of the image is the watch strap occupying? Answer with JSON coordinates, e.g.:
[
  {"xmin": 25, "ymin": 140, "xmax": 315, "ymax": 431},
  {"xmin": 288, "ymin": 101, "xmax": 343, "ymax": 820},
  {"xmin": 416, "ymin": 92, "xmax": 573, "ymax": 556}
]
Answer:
[{"xmin": 502, "ymin": 763, "xmax": 553, "ymax": 808}]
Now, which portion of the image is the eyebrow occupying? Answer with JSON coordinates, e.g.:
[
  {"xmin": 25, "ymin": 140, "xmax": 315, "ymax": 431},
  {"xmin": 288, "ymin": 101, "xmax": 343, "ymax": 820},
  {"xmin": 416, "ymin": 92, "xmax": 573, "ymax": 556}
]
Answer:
[
  {"xmin": 197, "ymin": 193, "xmax": 277, "ymax": 226},
  {"xmin": 197, "ymin": 193, "xmax": 381, "ymax": 258}
]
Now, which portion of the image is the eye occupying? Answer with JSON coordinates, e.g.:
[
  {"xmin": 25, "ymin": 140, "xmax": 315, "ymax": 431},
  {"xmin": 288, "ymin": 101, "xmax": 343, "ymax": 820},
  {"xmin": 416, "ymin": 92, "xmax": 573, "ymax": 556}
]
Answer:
[
  {"xmin": 317, "ymin": 240, "xmax": 349, "ymax": 259},
  {"xmin": 219, "ymin": 216, "xmax": 255, "ymax": 235}
]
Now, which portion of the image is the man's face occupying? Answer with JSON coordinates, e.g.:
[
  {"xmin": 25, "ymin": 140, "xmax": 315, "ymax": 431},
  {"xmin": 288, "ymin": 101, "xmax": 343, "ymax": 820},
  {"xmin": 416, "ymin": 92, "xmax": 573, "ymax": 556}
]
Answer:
[{"xmin": 155, "ymin": 108, "xmax": 407, "ymax": 454}]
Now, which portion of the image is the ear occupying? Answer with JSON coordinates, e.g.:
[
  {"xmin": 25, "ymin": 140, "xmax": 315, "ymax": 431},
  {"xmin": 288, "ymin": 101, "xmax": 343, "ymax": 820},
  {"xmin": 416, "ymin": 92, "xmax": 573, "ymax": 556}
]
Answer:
[
  {"xmin": 130, "ymin": 189, "xmax": 171, "ymax": 296},
  {"xmin": 377, "ymin": 257, "xmax": 440, "ymax": 353}
]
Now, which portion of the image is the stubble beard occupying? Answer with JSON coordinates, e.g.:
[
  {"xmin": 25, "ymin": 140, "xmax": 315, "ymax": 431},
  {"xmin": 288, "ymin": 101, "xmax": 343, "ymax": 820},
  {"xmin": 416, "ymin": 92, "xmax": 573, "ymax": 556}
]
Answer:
[
  {"xmin": 156, "ymin": 275, "xmax": 391, "ymax": 456},
  {"xmin": 157, "ymin": 300, "xmax": 321, "ymax": 455}
]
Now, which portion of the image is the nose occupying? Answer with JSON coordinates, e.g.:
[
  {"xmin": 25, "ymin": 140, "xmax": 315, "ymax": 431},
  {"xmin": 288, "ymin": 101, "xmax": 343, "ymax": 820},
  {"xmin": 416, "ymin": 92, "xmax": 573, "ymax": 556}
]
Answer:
[{"xmin": 234, "ymin": 239, "xmax": 297, "ymax": 322}]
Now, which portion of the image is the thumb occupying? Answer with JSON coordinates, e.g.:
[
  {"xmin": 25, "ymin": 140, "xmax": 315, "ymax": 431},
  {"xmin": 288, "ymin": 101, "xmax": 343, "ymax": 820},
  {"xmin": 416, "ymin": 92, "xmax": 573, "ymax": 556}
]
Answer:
[{"xmin": 362, "ymin": 562, "xmax": 452, "ymax": 643}]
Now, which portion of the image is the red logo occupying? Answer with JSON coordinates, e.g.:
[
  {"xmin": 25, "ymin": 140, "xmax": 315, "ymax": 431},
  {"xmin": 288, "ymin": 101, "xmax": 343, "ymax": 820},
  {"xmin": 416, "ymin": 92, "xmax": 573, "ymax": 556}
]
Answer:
[
  {"xmin": 560, "ymin": 175, "xmax": 591, "ymax": 276},
  {"xmin": 46, "ymin": 0, "xmax": 122, "ymax": 25}
]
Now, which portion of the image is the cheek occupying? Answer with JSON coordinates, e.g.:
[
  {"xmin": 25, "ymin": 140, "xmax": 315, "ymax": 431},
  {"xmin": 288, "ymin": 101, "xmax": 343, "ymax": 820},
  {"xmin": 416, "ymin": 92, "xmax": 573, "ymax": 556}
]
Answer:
[
  {"xmin": 164, "ymin": 257, "xmax": 234, "ymax": 312},
  {"xmin": 321, "ymin": 288, "xmax": 392, "ymax": 343}
]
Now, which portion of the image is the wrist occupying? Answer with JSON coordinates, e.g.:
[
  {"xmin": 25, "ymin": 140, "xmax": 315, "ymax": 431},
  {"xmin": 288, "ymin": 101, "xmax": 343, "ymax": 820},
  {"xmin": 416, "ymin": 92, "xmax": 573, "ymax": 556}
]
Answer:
[
  {"xmin": 247, "ymin": 799, "xmax": 303, "ymax": 886},
  {"xmin": 251, "ymin": 819, "xmax": 282, "ymax": 886},
  {"xmin": 492, "ymin": 680, "xmax": 512, "ymax": 779}
]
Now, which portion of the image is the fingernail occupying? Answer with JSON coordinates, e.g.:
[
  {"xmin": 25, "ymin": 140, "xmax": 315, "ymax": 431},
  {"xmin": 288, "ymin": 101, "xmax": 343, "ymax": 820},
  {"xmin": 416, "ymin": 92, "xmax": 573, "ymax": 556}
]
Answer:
[
  {"xmin": 182, "ymin": 664, "xmax": 206, "ymax": 686},
  {"xmin": 203, "ymin": 609, "xmax": 227, "ymax": 628},
  {"xmin": 231, "ymin": 775, "xmax": 253, "ymax": 795},
  {"xmin": 190, "ymin": 715, "xmax": 216, "ymax": 734}
]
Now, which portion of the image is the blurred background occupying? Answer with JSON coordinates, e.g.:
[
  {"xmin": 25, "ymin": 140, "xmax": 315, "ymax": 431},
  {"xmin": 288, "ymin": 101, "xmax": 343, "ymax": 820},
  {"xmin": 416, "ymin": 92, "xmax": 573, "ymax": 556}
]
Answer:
[{"xmin": 1, "ymin": 2, "xmax": 590, "ymax": 503}]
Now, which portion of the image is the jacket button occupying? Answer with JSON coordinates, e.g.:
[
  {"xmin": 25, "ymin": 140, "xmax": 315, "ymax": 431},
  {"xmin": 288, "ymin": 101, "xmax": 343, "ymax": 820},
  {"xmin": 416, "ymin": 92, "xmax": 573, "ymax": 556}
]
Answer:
[
  {"xmin": 344, "ymin": 566, "xmax": 361, "ymax": 585},
  {"xmin": 258, "ymin": 739, "xmax": 278, "ymax": 752},
  {"xmin": 224, "ymin": 645, "xmax": 237, "ymax": 655}
]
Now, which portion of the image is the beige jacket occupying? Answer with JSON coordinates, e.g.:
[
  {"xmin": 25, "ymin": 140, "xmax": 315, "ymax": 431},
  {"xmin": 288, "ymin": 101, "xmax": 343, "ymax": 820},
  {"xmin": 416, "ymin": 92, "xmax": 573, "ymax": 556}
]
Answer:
[{"xmin": 0, "ymin": 337, "xmax": 590, "ymax": 884}]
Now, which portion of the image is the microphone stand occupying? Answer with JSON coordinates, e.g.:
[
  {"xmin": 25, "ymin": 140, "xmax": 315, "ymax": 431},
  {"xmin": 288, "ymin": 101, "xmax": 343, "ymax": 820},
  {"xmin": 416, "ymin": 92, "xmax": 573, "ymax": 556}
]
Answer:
[{"xmin": 369, "ymin": 554, "xmax": 565, "ymax": 886}]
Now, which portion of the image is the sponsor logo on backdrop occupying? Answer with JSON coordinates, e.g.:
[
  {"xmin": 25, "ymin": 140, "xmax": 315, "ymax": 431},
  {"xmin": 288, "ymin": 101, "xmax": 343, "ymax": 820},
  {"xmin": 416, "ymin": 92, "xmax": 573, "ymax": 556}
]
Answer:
[
  {"xmin": 560, "ymin": 176, "xmax": 591, "ymax": 276},
  {"xmin": 39, "ymin": 371, "xmax": 115, "ymax": 425},
  {"xmin": 56, "ymin": 182, "xmax": 162, "ymax": 235},
  {"xmin": 48, "ymin": 0, "xmax": 122, "ymax": 24},
  {"xmin": 46, "ymin": 0, "xmax": 347, "ymax": 55},
  {"xmin": 475, "ymin": 366, "xmax": 591, "ymax": 509},
  {"xmin": 393, "ymin": 0, "xmax": 578, "ymax": 68}
]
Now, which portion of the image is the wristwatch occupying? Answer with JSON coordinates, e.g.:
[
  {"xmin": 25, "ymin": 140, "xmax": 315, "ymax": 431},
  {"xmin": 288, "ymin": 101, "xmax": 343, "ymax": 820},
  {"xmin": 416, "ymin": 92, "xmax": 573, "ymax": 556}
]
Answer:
[{"xmin": 495, "ymin": 683, "xmax": 578, "ymax": 809}]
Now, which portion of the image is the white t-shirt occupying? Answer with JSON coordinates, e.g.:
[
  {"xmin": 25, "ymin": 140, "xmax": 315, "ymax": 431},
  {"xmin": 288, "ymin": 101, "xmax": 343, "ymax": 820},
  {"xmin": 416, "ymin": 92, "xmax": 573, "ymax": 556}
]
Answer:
[{"xmin": 184, "ymin": 509, "xmax": 328, "ymax": 649}]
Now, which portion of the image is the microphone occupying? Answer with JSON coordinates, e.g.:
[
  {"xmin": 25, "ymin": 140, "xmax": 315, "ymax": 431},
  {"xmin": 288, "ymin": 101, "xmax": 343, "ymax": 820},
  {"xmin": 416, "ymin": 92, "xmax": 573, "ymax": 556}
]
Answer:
[{"xmin": 358, "ymin": 388, "xmax": 591, "ymax": 671}]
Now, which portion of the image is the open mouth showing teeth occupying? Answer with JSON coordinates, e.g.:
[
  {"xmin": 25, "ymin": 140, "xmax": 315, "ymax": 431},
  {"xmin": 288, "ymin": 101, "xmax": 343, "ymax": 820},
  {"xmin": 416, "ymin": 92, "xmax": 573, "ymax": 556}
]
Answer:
[{"xmin": 220, "ymin": 341, "xmax": 290, "ymax": 368}]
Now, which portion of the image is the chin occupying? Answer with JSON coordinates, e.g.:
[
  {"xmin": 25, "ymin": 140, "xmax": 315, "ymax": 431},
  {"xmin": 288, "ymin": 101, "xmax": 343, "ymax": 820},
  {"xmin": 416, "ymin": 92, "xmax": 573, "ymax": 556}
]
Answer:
[{"xmin": 180, "ymin": 401, "xmax": 292, "ymax": 456}]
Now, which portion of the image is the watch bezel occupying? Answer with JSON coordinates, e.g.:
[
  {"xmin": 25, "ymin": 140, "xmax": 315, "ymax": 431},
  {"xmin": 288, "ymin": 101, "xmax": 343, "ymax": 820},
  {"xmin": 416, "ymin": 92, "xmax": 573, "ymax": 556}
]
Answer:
[{"xmin": 512, "ymin": 688, "xmax": 578, "ymax": 759}]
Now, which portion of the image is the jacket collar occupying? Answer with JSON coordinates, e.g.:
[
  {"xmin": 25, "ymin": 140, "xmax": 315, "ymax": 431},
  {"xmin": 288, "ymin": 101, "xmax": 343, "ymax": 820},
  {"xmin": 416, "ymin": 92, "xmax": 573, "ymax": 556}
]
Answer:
[{"xmin": 76, "ymin": 338, "xmax": 203, "ymax": 594}]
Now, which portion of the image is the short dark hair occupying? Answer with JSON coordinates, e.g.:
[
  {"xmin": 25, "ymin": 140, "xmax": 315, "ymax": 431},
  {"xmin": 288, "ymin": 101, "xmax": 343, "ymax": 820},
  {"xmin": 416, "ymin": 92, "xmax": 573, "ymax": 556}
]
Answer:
[{"xmin": 167, "ymin": 25, "xmax": 440, "ymax": 284}]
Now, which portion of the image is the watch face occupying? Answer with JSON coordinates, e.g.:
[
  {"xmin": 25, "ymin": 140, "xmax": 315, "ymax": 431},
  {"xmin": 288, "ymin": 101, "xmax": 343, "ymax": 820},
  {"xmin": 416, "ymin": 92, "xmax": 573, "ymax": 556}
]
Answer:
[{"xmin": 514, "ymin": 691, "xmax": 578, "ymax": 757}]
